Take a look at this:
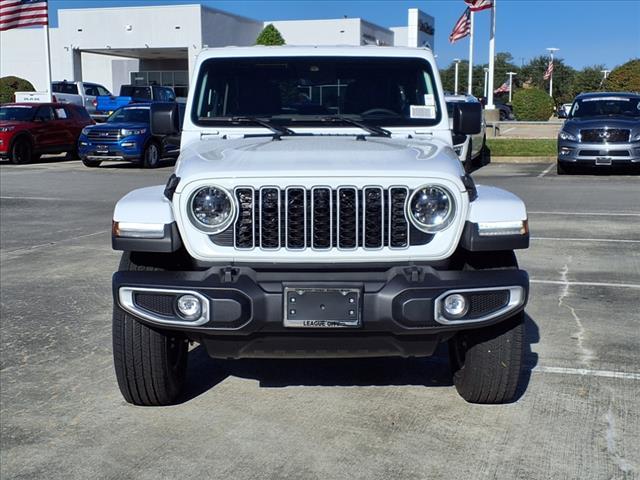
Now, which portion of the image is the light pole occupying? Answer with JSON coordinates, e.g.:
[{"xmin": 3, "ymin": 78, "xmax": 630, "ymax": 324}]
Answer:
[
  {"xmin": 483, "ymin": 67, "xmax": 489, "ymax": 98},
  {"xmin": 507, "ymin": 71, "xmax": 517, "ymax": 103},
  {"xmin": 453, "ymin": 58, "xmax": 461, "ymax": 95},
  {"xmin": 601, "ymin": 69, "xmax": 610, "ymax": 85},
  {"xmin": 546, "ymin": 47, "xmax": 559, "ymax": 97}
]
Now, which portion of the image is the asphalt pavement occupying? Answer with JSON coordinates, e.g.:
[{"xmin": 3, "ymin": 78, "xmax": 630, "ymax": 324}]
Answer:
[{"xmin": 1, "ymin": 158, "xmax": 639, "ymax": 480}]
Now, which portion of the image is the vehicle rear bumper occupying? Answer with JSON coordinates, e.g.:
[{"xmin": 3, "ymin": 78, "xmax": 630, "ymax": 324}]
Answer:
[{"xmin": 113, "ymin": 264, "xmax": 529, "ymax": 358}]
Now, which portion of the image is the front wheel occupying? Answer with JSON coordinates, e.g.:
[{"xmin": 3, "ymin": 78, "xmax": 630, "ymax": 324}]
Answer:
[
  {"xmin": 557, "ymin": 161, "xmax": 574, "ymax": 175},
  {"xmin": 10, "ymin": 137, "xmax": 33, "ymax": 164},
  {"xmin": 449, "ymin": 312, "xmax": 524, "ymax": 404},
  {"xmin": 82, "ymin": 158, "xmax": 102, "ymax": 168},
  {"xmin": 112, "ymin": 252, "xmax": 188, "ymax": 406},
  {"xmin": 143, "ymin": 141, "xmax": 161, "ymax": 169}
]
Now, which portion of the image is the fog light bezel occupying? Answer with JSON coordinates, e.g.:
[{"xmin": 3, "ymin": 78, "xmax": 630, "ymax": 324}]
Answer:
[
  {"xmin": 443, "ymin": 293, "xmax": 469, "ymax": 319},
  {"xmin": 119, "ymin": 287, "xmax": 210, "ymax": 326},
  {"xmin": 434, "ymin": 286, "xmax": 525, "ymax": 325},
  {"xmin": 176, "ymin": 294, "xmax": 202, "ymax": 320}
]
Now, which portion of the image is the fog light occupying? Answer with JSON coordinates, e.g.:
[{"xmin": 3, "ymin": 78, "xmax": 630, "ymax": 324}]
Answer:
[
  {"xmin": 560, "ymin": 147, "xmax": 571, "ymax": 155},
  {"xmin": 176, "ymin": 294, "xmax": 202, "ymax": 320},
  {"xmin": 443, "ymin": 294, "xmax": 468, "ymax": 319}
]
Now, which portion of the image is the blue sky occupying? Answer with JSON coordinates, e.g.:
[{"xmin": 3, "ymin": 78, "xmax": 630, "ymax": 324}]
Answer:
[{"xmin": 49, "ymin": 0, "xmax": 640, "ymax": 70}]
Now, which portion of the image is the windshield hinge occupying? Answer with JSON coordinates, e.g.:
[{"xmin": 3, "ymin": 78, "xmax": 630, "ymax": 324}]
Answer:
[{"xmin": 412, "ymin": 130, "xmax": 434, "ymax": 138}]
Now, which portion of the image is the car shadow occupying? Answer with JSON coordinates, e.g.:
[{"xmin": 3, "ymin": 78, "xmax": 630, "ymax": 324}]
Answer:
[
  {"xmin": 96, "ymin": 158, "xmax": 176, "ymax": 169},
  {"xmin": 179, "ymin": 313, "xmax": 539, "ymax": 405},
  {"xmin": 467, "ymin": 144, "xmax": 491, "ymax": 174}
]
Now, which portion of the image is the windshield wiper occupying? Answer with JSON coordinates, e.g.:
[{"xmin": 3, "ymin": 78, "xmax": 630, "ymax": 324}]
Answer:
[
  {"xmin": 320, "ymin": 115, "xmax": 391, "ymax": 137},
  {"xmin": 229, "ymin": 116, "xmax": 295, "ymax": 138}
]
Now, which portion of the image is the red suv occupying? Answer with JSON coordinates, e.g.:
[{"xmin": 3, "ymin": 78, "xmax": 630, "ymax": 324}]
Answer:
[{"xmin": 0, "ymin": 103, "xmax": 94, "ymax": 164}]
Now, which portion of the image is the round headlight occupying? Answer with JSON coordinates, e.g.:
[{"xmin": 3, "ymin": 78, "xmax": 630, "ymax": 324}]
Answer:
[
  {"xmin": 189, "ymin": 186, "xmax": 236, "ymax": 233},
  {"xmin": 407, "ymin": 185, "xmax": 455, "ymax": 233}
]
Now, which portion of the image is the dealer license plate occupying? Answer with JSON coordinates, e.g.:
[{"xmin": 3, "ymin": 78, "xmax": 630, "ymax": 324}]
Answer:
[
  {"xmin": 96, "ymin": 145, "xmax": 109, "ymax": 154},
  {"xmin": 595, "ymin": 157, "xmax": 612, "ymax": 166},
  {"xmin": 283, "ymin": 287, "xmax": 361, "ymax": 328}
]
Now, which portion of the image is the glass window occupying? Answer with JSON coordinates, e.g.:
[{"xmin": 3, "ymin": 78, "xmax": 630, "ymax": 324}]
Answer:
[
  {"xmin": 191, "ymin": 56, "xmax": 442, "ymax": 127},
  {"xmin": 107, "ymin": 107, "xmax": 150, "ymax": 124},
  {"xmin": 0, "ymin": 106, "xmax": 35, "ymax": 121},
  {"xmin": 96, "ymin": 86, "xmax": 111, "ymax": 96},
  {"xmin": 84, "ymin": 85, "xmax": 98, "ymax": 96},
  {"xmin": 52, "ymin": 82, "xmax": 78, "ymax": 94},
  {"xmin": 147, "ymin": 72, "xmax": 161, "ymax": 86},
  {"xmin": 162, "ymin": 71, "xmax": 174, "ymax": 86},
  {"xmin": 131, "ymin": 72, "xmax": 148, "ymax": 85},
  {"xmin": 571, "ymin": 96, "xmax": 640, "ymax": 118},
  {"xmin": 120, "ymin": 86, "xmax": 152, "ymax": 100},
  {"xmin": 34, "ymin": 106, "xmax": 55, "ymax": 121},
  {"xmin": 174, "ymin": 71, "xmax": 189, "ymax": 86}
]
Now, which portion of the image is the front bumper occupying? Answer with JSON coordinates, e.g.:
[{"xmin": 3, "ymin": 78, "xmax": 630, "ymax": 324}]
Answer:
[
  {"xmin": 113, "ymin": 264, "xmax": 529, "ymax": 358},
  {"xmin": 558, "ymin": 139, "xmax": 640, "ymax": 165},
  {"xmin": 79, "ymin": 139, "xmax": 142, "ymax": 162}
]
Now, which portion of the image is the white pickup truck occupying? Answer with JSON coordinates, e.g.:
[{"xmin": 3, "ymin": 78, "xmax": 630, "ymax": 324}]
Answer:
[
  {"xmin": 110, "ymin": 46, "xmax": 530, "ymax": 406},
  {"xmin": 51, "ymin": 81, "xmax": 111, "ymax": 118}
]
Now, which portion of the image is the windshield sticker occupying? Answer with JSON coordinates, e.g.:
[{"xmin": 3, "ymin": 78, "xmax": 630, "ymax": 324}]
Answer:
[
  {"xmin": 423, "ymin": 94, "xmax": 435, "ymax": 106},
  {"xmin": 582, "ymin": 97, "xmax": 630, "ymax": 102},
  {"xmin": 411, "ymin": 105, "xmax": 436, "ymax": 119}
]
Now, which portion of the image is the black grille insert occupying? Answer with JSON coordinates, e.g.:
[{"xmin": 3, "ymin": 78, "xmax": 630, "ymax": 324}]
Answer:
[{"xmin": 580, "ymin": 129, "xmax": 630, "ymax": 144}]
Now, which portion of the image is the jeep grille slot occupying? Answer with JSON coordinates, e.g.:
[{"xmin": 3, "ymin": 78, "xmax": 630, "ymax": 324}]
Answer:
[
  {"xmin": 86, "ymin": 128, "xmax": 121, "ymax": 143},
  {"xmin": 260, "ymin": 187, "xmax": 281, "ymax": 249},
  {"xmin": 222, "ymin": 186, "xmax": 427, "ymax": 251},
  {"xmin": 389, "ymin": 187, "xmax": 409, "ymax": 248}
]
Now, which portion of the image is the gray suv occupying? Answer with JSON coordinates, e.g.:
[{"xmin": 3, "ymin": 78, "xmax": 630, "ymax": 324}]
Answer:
[{"xmin": 557, "ymin": 92, "xmax": 640, "ymax": 174}]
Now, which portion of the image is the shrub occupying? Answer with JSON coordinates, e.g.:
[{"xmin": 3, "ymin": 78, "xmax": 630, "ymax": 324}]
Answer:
[
  {"xmin": 0, "ymin": 76, "xmax": 35, "ymax": 104},
  {"xmin": 256, "ymin": 24, "xmax": 285, "ymax": 46},
  {"xmin": 511, "ymin": 88, "xmax": 555, "ymax": 121},
  {"xmin": 604, "ymin": 59, "xmax": 640, "ymax": 92}
]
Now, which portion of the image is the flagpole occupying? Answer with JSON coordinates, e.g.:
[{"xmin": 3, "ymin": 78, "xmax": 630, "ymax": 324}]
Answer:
[
  {"xmin": 546, "ymin": 47, "xmax": 559, "ymax": 98},
  {"xmin": 43, "ymin": 3, "xmax": 53, "ymax": 102},
  {"xmin": 486, "ymin": 0, "xmax": 496, "ymax": 109},
  {"xmin": 467, "ymin": 10, "xmax": 474, "ymax": 95}
]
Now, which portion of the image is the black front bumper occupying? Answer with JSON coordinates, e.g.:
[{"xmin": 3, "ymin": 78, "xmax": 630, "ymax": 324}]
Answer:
[{"xmin": 113, "ymin": 264, "xmax": 529, "ymax": 359}]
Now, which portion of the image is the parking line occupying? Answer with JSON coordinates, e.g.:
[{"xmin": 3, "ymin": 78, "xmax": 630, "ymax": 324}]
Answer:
[
  {"xmin": 501, "ymin": 127, "xmax": 516, "ymax": 134},
  {"xmin": 532, "ymin": 236, "xmax": 640, "ymax": 244},
  {"xmin": 532, "ymin": 365, "xmax": 640, "ymax": 381},
  {"xmin": 531, "ymin": 279, "xmax": 640, "ymax": 289},
  {"xmin": 1, "ymin": 195, "xmax": 66, "ymax": 201},
  {"xmin": 529, "ymin": 211, "xmax": 640, "ymax": 217},
  {"xmin": 537, "ymin": 164, "xmax": 555, "ymax": 178}
]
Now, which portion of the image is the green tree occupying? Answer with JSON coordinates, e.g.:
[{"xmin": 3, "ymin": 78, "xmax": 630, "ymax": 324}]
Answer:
[
  {"xmin": 571, "ymin": 65, "xmax": 606, "ymax": 96},
  {"xmin": 604, "ymin": 59, "xmax": 640, "ymax": 92},
  {"xmin": 520, "ymin": 55, "xmax": 576, "ymax": 104},
  {"xmin": 511, "ymin": 88, "xmax": 555, "ymax": 121},
  {"xmin": 256, "ymin": 24, "xmax": 285, "ymax": 46},
  {"xmin": 0, "ymin": 76, "xmax": 35, "ymax": 104}
]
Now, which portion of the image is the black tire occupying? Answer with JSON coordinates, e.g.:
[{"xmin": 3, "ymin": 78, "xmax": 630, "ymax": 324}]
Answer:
[
  {"xmin": 9, "ymin": 137, "xmax": 33, "ymax": 165},
  {"xmin": 143, "ymin": 141, "xmax": 161, "ymax": 169},
  {"xmin": 499, "ymin": 110, "xmax": 507, "ymax": 121},
  {"xmin": 557, "ymin": 161, "xmax": 572, "ymax": 175},
  {"xmin": 112, "ymin": 252, "xmax": 188, "ymax": 406},
  {"xmin": 448, "ymin": 251, "xmax": 525, "ymax": 404},
  {"xmin": 463, "ymin": 140, "xmax": 473, "ymax": 173},
  {"xmin": 82, "ymin": 158, "xmax": 102, "ymax": 168},
  {"xmin": 66, "ymin": 148, "xmax": 80, "ymax": 160}
]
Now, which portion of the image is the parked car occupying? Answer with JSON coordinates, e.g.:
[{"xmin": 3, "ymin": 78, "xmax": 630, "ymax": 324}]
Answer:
[
  {"xmin": 110, "ymin": 46, "xmax": 531, "ymax": 406},
  {"xmin": 95, "ymin": 85, "xmax": 176, "ymax": 119},
  {"xmin": 51, "ymin": 81, "xmax": 112, "ymax": 119},
  {"xmin": 0, "ymin": 103, "xmax": 93, "ymax": 164},
  {"xmin": 78, "ymin": 102, "xmax": 182, "ymax": 168},
  {"xmin": 446, "ymin": 94, "xmax": 487, "ymax": 171},
  {"xmin": 557, "ymin": 92, "xmax": 640, "ymax": 174}
]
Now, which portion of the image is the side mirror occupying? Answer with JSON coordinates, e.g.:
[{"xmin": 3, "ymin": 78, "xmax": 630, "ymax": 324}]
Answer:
[
  {"xmin": 150, "ymin": 102, "xmax": 179, "ymax": 136},
  {"xmin": 452, "ymin": 102, "xmax": 482, "ymax": 135}
]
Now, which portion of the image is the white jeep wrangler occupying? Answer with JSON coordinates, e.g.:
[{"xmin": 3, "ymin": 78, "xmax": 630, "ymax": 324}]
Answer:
[{"xmin": 111, "ymin": 46, "xmax": 530, "ymax": 406}]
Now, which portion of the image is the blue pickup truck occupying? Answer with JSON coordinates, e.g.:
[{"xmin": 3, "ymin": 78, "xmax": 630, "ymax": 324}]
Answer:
[
  {"xmin": 94, "ymin": 85, "xmax": 176, "ymax": 120},
  {"xmin": 78, "ymin": 103, "xmax": 182, "ymax": 168}
]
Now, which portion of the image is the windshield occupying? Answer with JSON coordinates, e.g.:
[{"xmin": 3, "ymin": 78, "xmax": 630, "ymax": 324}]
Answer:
[
  {"xmin": 571, "ymin": 96, "xmax": 640, "ymax": 118},
  {"xmin": 192, "ymin": 56, "xmax": 442, "ymax": 127},
  {"xmin": 0, "ymin": 106, "xmax": 35, "ymax": 122},
  {"xmin": 107, "ymin": 107, "xmax": 150, "ymax": 124}
]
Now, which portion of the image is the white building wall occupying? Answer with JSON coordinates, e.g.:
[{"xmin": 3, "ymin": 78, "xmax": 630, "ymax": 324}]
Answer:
[{"xmin": 267, "ymin": 19, "xmax": 362, "ymax": 46}]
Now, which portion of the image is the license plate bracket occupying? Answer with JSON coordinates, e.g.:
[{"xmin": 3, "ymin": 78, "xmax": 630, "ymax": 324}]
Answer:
[
  {"xmin": 96, "ymin": 145, "xmax": 109, "ymax": 153},
  {"xmin": 283, "ymin": 287, "xmax": 361, "ymax": 328},
  {"xmin": 595, "ymin": 157, "xmax": 612, "ymax": 166}
]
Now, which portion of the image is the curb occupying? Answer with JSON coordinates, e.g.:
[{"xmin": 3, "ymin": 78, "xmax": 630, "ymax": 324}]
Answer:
[{"xmin": 491, "ymin": 156, "xmax": 555, "ymax": 164}]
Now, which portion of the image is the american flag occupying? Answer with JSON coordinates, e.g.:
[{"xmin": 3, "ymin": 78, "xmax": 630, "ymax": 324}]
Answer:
[
  {"xmin": 449, "ymin": 8, "xmax": 471, "ymax": 43},
  {"xmin": 0, "ymin": 0, "xmax": 48, "ymax": 31},
  {"xmin": 464, "ymin": 0, "xmax": 494, "ymax": 12},
  {"xmin": 494, "ymin": 81, "xmax": 510, "ymax": 94},
  {"xmin": 543, "ymin": 60, "xmax": 554, "ymax": 80}
]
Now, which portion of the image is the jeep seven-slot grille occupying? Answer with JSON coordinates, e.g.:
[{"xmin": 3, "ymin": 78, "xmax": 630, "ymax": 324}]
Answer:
[{"xmin": 222, "ymin": 186, "xmax": 430, "ymax": 250}]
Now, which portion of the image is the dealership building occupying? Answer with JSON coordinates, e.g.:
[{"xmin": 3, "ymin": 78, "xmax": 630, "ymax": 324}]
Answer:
[{"xmin": 0, "ymin": 4, "xmax": 435, "ymax": 97}]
